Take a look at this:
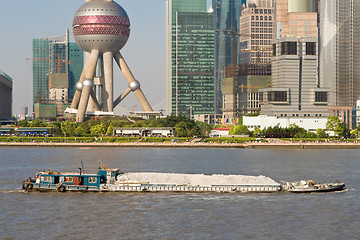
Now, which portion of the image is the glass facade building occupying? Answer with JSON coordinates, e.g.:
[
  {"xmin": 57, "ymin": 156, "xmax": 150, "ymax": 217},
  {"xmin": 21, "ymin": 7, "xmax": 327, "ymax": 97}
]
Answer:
[
  {"xmin": 32, "ymin": 30, "xmax": 83, "ymax": 104},
  {"xmin": 68, "ymin": 42, "xmax": 84, "ymax": 100},
  {"xmin": 213, "ymin": 0, "xmax": 246, "ymax": 114},
  {"xmin": 0, "ymin": 70, "xmax": 12, "ymax": 120},
  {"xmin": 166, "ymin": 0, "xmax": 215, "ymax": 117},
  {"xmin": 320, "ymin": 0, "xmax": 360, "ymax": 107}
]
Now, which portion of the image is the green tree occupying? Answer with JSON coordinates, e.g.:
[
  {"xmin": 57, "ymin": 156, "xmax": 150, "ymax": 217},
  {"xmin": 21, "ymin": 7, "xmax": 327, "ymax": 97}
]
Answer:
[
  {"xmin": 316, "ymin": 128, "xmax": 327, "ymax": 138},
  {"xmin": 234, "ymin": 125, "xmax": 251, "ymax": 135},
  {"xmin": 106, "ymin": 123, "xmax": 114, "ymax": 136},
  {"xmin": 60, "ymin": 121, "xmax": 77, "ymax": 137},
  {"xmin": 195, "ymin": 122, "xmax": 212, "ymax": 137},
  {"xmin": 90, "ymin": 123, "xmax": 107, "ymax": 136},
  {"xmin": 228, "ymin": 125, "xmax": 236, "ymax": 135},
  {"xmin": 17, "ymin": 120, "xmax": 30, "ymax": 127},
  {"xmin": 75, "ymin": 126, "xmax": 87, "ymax": 136},
  {"xmin": 253, "ymin": 126, "xmax": 262, "ymax": 136},
  {"xmin": 326, "ymin": 116, "xmax": 350, "ymax": 137},
  {"xmin": 326, "ymin": 116, "xmax": 342, "ymax": 131},
  {"xmin": 174, "ymin": 121, "xmax": 200, "ymax": 137},
  {"xmin": 48, "ymin": 122, "xmax": 61, "ymax": 136},
  {"xmin": 350, "ymin": 129, "xmax": 358, "ymax": 138},
  {"xmin": 30, "ymin": 120, "xmax": 47, "ymax": 127},
  {"xmin": 175, "ymin": 122, "xmax": 189, "ymax": 137}
]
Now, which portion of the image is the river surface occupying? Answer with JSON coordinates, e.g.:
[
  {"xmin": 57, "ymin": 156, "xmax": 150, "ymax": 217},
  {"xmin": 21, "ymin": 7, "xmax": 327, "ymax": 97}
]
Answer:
[{"xmin": 0, "ymin": 147, "xmax": 359, "ymax": 239}]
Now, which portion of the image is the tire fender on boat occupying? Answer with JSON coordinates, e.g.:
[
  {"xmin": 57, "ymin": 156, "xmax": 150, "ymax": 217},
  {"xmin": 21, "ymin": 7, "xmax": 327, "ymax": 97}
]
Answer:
[
  {"xmin": 27, "ymin": 183, "xmax": 33, "ymax": 191},
  {"xmin": 57, "ymin": 184, "xmax": 66, "ymax": 192}
]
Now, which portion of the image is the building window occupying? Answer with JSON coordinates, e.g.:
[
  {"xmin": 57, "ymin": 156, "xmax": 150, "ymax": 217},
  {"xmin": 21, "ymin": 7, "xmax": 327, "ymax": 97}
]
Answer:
[
  {"xmin": 281, "ymin": 42, "xmax": 297, "ymax": 55},
  {"xmin": 259, "ymin": 92, "xmax": 263, "ymax": 102},
  {"xmin": 286, "ymin": 42, "xmax": 297, "ymax": 55},
  {"xmin": 268, "ymin": 91, "xmax": 287, "ymax": 102},
  {"xmin": 306, "ymin": 42, "xmax": 316, "ymax": 55},
  {"xmin": 315, "ymin": 92, "xmax": 327, "ymax": 103},
  {"xmin": 273, "ymin": 44, "xmax": 276, "ymax": 56},
  {"xmin": 281, "ymin": 42, "xmax": 286, "ymax": 55}
]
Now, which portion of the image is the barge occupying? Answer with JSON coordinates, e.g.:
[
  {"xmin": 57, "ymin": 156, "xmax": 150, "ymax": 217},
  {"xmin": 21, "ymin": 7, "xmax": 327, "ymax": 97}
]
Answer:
[
  {"xmin": 22, "ymin": 167, "xmax": 281, "ymax": 193},
  {"xmin": 22, "ymin": 167, "xmax": 345, "ymax": 193}
]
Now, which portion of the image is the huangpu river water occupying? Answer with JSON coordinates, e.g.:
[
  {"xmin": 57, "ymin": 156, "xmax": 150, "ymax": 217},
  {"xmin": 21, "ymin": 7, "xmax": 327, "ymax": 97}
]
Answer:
[{"xmin": 0, "ymin": 147, "xmax": 359, "ymax": 239}]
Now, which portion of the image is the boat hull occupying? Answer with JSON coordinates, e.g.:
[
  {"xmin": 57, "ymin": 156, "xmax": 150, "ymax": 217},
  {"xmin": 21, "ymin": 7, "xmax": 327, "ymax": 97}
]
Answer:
[
  {"xmin": 100, "ymin": 184, "xmax": 282, "ymax": 193},
  {"xmin": 23, "ymin": 182, "xmax": 281, "ymax": 193},
  {"xmin": 287, "ymin": 183, "xmax": 345, "ymax": 193}
]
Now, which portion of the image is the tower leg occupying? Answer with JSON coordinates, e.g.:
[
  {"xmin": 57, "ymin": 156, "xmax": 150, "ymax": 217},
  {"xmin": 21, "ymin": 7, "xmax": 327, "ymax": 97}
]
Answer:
[
  {"xmin": 113, "ymin": 87, "xmax": 132, "ymax": 108},
  {"xmin": 103, "ymin": 52, "xmax": 113, "ymax": 112},
  {"xmin": 76, "ymin": 49, "xmax": 99, "ymax": 122},
  {"xmin": 71, "ymin": 56, "xmax": 87, "ymax": 109},
  {"xmin": 113, "ymin": 52, "xmax": 153, "ymax": 112}
]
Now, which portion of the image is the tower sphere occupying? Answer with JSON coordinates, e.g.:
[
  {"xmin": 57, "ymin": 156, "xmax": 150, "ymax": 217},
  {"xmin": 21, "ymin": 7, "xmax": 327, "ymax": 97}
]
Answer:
[
  {"xmin": 76, "ymin": 82, "xmax": 83, "ymax": 91},
  {"xmin": 72, "ymin": 0, "xmax": 130, "ymax": 53},
  {"xmin": 129, "ymin": 80, "xmax": 140, "ymax": 91}
]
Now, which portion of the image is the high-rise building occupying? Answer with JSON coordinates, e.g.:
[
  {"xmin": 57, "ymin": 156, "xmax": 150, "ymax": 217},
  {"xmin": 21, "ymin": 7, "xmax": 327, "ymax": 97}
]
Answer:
[
  {"xmin": 260, "ymin": 37, "xmax": 329, "ymax": 117},
  {"xmin": 274, "ymin": 0, "xmax": 318, "ymax": 39},
  {"xmin": 0, "ymin": 70, "xmax": 12, "ymax": 121},
  {"xmin": 320, "ymin": 0, "xmax": 360, "ymax": 107},
  {"xmin": 68, "ymin": 42, "xmax": 84, "ymax": 100},
  {"xmin": 238, "ymin": 0, "xmax": 274, "ymax": 114},
  {"xmin": 166, "ymin": 0, "xmax": 215, "ymax": 118},
  {"xmin": 32, "ymin": 30, "xmax": 83, "ymax": 104},
  {"xmin": 213, "ymin": 0, "xmax": 246, "ymax": 114}
]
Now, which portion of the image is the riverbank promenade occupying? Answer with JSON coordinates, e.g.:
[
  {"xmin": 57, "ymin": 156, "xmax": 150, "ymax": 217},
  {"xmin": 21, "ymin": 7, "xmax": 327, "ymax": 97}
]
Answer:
[{"xmin": 1, "ymin": 141, "xmax": 360, "ymax": 149}]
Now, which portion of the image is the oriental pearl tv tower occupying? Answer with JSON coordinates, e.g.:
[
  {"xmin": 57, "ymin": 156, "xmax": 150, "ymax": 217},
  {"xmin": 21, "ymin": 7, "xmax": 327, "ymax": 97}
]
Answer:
[{"xmin": 70, "ymin": 0, "xmax": 153, "ymax": 122}]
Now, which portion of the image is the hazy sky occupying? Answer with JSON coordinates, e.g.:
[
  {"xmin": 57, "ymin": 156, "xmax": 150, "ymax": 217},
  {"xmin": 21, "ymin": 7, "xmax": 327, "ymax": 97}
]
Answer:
[
  {"xmin": 0, "ymin": 0, "xmax": 166, "ymax": 115},
  {"xmin": 0, "ymin": 0, "xmax": 213, "ymax": 115}
]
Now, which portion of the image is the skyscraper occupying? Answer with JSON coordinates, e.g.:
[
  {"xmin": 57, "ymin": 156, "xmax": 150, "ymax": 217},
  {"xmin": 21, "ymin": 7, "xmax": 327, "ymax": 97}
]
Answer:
[
  {"xmin": 32, "ymin": 30, "xmax": 83, "ymax": 104},
  {"xmin": 166, "ymin": 0, "xmax": 215, "ymax": 118},
  {"xmin": 68, "ymin": 42, "xmax": 84, "ymax": 100},
  {"xmin": 320, "ymin": 0, "xmax": 360, "ymax": 107},
  {"xmin": 274, "ymin": 0, "xmax": 318, "ymax": 39},
  {"xmin": 260, "ymin": 37, "xmax": 329, "ymax": 118},
  {"xmin": 0, "ymin": 70, "xmax": 12, "ymax": 121},
  {"xmin": 238, "ymin": 0, "xmax": 274, "ymax": 114},
  {"xmin": 213, "ymin": 0, "xmax": 246, "ymax": 114}
]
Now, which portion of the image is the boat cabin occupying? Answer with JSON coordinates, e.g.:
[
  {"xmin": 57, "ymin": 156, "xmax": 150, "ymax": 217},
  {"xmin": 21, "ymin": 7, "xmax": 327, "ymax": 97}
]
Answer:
[{"xmin": 27, "ymin": 168, "xmax": 122, "ymax": 192}]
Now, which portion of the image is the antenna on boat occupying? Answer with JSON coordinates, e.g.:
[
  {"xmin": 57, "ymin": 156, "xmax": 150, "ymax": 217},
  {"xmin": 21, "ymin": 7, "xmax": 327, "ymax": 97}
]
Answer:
[
  {"xmin": 81, "ymin": 160, "xmax": 85, "ymax": 174},
  {"xmin": 98, "ymin": 161, "xmax": 101, "ymax": 169}
]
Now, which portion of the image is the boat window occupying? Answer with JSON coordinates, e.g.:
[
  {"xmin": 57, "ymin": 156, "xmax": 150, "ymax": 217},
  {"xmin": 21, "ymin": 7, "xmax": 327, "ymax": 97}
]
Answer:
[
  {"xmin": 65, "ymin": 177, "xmax": 73, "ymax": 182},
  {"xmin": 89, "ymin": 177, "xmax": 97, "ymax": 183},
  {"xmin": 44, "ymin": 176, "xmax": 52, "ymax": 182}
]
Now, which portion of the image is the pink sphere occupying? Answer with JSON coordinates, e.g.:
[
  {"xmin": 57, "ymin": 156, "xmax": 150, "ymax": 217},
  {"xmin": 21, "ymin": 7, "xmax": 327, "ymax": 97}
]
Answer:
[{"xmin": 72, "ymin": 0, "xmax": 130, "ymax": 53}]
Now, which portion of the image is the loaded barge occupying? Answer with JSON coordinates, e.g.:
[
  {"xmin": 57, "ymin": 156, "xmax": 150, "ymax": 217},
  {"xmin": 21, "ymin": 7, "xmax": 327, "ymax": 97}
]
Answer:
[{"xmin": 22, "ymin": 167, "xmax": 345, "ymax": 193}]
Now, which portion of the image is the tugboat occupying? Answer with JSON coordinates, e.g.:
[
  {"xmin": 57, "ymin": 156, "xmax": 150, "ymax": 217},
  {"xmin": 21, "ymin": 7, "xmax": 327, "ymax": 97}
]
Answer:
[
  {"xmin": 22, "ymin": 167, "xmax": 121, "ymax": 192},
  {"xmin": 282, "ymin": 180, "xmax": 345, "ymax": 193}
]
